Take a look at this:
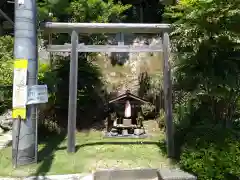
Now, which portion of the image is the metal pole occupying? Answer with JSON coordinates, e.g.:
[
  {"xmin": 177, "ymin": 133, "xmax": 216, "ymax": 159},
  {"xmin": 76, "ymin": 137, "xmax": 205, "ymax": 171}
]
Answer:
[
  {"xmin": 13, "ymin": 0, "xmax": 38, "ymax": 165},
  {"xmin": 162, "ymin": 32, "xmax": 174, "ymax": 158},
  {"xmin": 35, "ymin": 107, "xmax": 38, "ymax": 163},
  {"xmin": 67, "ymin": 30, "xmax": 78, "ymax": 153},
  {"xmin": 140, "ymin": 0, "xmax": 144, "ymax": 23},
  {"xmin": 49, "ymin": 33, "xmax": 53, "ymax": 67}
]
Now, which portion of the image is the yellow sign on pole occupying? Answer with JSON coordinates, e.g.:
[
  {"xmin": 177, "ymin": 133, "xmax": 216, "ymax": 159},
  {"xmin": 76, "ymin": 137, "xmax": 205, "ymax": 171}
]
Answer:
[
  {"xmin": 14, "ymin": 59, "xmax": 28, "ymax": 69},
  {"xmin": 12, "ymin": 108, "xmax": 27, "ymax": 119},
  {"xmin": 12, "ymin": 59, "xmax": 28, "ymax": 119}
]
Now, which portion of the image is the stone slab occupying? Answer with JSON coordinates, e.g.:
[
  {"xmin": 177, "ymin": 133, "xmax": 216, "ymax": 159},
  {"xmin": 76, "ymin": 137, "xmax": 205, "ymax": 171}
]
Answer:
[
  {"xmin": 104, "ymin": 132, "xmax": 148, "ymax": 139},
  {"xmin": 158, "ymin": 168, "xmax": 197, "ymax": 180},
  {"xmin": 93, "ymin": 168, "xmax": 197, "ymax": 180}
]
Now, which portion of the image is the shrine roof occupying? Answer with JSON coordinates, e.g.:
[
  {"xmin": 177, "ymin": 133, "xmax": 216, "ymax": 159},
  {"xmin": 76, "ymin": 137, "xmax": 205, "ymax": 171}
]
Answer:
[{"xmin": 108, "ymin": 90, "xmax": 149, "ymax": 104}]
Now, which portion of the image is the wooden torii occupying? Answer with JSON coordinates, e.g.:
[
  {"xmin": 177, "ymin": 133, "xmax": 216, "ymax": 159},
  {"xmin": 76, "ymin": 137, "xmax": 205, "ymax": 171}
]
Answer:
[{"xmin": 43, "ymin": 22, "xmax": 174, "ymax": 158}]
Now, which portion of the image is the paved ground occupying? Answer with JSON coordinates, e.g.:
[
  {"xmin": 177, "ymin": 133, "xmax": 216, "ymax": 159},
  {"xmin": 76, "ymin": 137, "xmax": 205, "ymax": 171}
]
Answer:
[
  {"xmin": 0, "ymin": 169, "xmax": 197, "ymax": 180},
  {"xmin": 0, "ymin": 174, "xmax": 93, "ymax": 180},
  {"xmin": 0, "ymin": 130, "xmax": 12, "ymax": 150}
]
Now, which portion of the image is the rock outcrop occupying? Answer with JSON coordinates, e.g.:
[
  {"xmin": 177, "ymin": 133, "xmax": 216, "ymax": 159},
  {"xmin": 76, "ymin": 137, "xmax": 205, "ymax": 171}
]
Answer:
[
  {"xmin": 0, "ymin": 109, "xmax": 12, "ymax": 131},
  {"xmin": 103, "ymin": 34, "xmax": 163, "ymax": 96}
]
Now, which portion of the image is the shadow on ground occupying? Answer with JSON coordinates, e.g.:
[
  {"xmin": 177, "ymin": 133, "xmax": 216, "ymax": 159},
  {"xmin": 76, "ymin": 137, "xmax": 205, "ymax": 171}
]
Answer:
[
  {"xmin": 57, "ymin": 141, "xmax": 160, "ymax": 152},
  {"xmin": 34, "ymin": 125, "xmax": 67, "ymax": 176},
  {"xmin": 34, "ymin": 129, "xmax": 160, "ymax": 176},
  {"xmin": 157, "ymin": 123, "xmax": 192, "ymax": 161}
]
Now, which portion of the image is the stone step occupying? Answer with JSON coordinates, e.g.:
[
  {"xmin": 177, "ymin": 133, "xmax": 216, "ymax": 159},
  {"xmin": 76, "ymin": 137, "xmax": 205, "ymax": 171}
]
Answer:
[
  {"xmin": 1, "ymin": 139, "xmax": 12, "ymax": 142},
  {"xmin": 0, "ymin": 131, "xmax": 12, "ymax": 149},
  {"xmin": 5, "ymin": 133, "xmax": 12, "ymax": 137},
  {"xmin": 0, "ymin": 140, "xmax": 12, "ymax": 149},
  {"xmin": 93, "ymin": 168, "xmax": 196, "ymax": 180},
  {"xmin": 0, "ymin": 136, "xmax": 12, "ymax": 141},
  {"xmin": 0, "ymin": 139, "xmax": 8, "ymax": 142},
  {"xmin": 0, "ymin": 138, "xmax": 12, "ymax": 143}
]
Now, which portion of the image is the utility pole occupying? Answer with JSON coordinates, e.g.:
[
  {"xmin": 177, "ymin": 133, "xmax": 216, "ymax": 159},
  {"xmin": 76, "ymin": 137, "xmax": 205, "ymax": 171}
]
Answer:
[{"xmin": 13, "ymin": 0, "xmax": 38, "ymax": 165}]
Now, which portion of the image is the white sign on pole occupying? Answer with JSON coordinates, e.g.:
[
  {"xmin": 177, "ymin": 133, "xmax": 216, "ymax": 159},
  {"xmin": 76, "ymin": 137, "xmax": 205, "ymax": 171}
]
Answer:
[
  {"xmin": 18, "ymin": 0, "xmax": 24, "ymax": 5},
  {"xmin": 12, "ymin": 85, "xmax": 28, "ymax": 107},
  {"xmin": 12, "ymin": 68, "xmax": 28, "ymax": 108},
  {"xmin": 27, "ymin": 85, "xmax": 48, "ymax": 105},
  {"xmin": 13, "ymin": 68, "xmax": 27, "ymax": 86}
]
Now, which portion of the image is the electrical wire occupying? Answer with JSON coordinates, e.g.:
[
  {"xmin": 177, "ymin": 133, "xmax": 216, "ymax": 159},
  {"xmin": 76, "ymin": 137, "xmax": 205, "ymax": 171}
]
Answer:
[{"xmin": 0, "ymin": 128, "xmax": 37, "ymax": 167}]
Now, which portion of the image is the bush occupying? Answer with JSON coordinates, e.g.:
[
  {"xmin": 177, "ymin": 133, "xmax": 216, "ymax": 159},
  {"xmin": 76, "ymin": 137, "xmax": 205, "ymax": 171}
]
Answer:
[
  {"xmin": 37, "ymin": 55, "xmax": 108, "ymax": 130},
  {"xmin": 179, "ymin": 125, "xmax": 240, "ymax": 180},
  {"xmin": 141, "ymin": 103, "xmax": 155, "ymax": 117},
  {"xmin": 0, "ymin": 36, "xmax": 14, "ymax": 114},
  {"xmin": 0, "ymin": 36, "xmax": 13, "ymax": 86},
  {"xmin": 163, "ymin": 0, "xmax": 240, "ymax": 179}
]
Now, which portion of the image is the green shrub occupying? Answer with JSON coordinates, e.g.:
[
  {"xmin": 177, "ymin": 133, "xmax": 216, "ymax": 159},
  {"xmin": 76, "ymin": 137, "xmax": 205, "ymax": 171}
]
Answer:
[
  {"xmin": 37, "ymin": 56, "xmax": 108, "ymax": 129},
  {"xmin": 179, "ymin": 125, "xmax": 240, "ymax": 180},
  {"xmin": 38, "ymin": 62, "xmax": 59, "ymax": 93},
  {"xmin": 141, "ymin": 103, "xmax": 155, "ymax": 117},
  {"xmin": 0, "ymin": 36, "xmax": 14, "ymax": 114},
  {"xmin": 0, "ymin": 36, "xmax": 13, "ymax": 86}
]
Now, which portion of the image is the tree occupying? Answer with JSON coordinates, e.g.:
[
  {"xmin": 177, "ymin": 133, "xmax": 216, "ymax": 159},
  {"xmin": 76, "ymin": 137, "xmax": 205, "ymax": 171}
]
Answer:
[
  {"xmin": 162, "ymin": 1, "xmax": 240, "ymax": 179},
  {"xmin": 37, "ymin": 0, "xmax": 131, "ymax": 23},
  {"xmin": 38, "ymin": 0, "xmax": 131, "ymax": 46},
  {"xmin": 70, "ymin": 0, "xmax": 131, "ymax": 23},
  {"xmin": 165, "ymin": 0, "xmax": 240, "ymax": 126},
  {"xmin": 37, "ymin": 0, "xmax": 70, "ymax": 22}
]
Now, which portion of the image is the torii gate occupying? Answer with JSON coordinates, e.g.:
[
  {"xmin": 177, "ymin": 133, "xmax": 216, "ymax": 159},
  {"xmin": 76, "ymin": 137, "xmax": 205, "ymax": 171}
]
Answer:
[{"xmin": 43, "ymin": 22, "xmax": 174, "ymax": 158}]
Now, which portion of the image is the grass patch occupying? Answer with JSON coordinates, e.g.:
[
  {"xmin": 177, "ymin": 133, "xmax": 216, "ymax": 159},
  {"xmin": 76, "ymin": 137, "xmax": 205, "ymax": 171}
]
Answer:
[{"xmin": 0, "ymin": 121, "xmax": 171, "ymax": 177}]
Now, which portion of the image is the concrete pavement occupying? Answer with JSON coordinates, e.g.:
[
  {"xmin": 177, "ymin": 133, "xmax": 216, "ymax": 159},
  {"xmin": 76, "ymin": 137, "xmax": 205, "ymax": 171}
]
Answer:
[
  {"xmin": 0, "ymin": 174, "xmax": 93, "ymax": 180},
  {"xmin": 0, "ymin": 169, "xmax": 197, "ymax": 180}
]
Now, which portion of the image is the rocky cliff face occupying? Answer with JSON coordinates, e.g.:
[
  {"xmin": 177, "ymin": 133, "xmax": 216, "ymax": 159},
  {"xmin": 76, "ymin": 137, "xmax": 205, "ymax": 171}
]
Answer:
[
  {"xmin": 97, "ymin": 34, "xmax": 163, "ymax": 96},
  {"xmin": 38, "ymin": 34, "xmax": 164, "ymax": 97}
]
